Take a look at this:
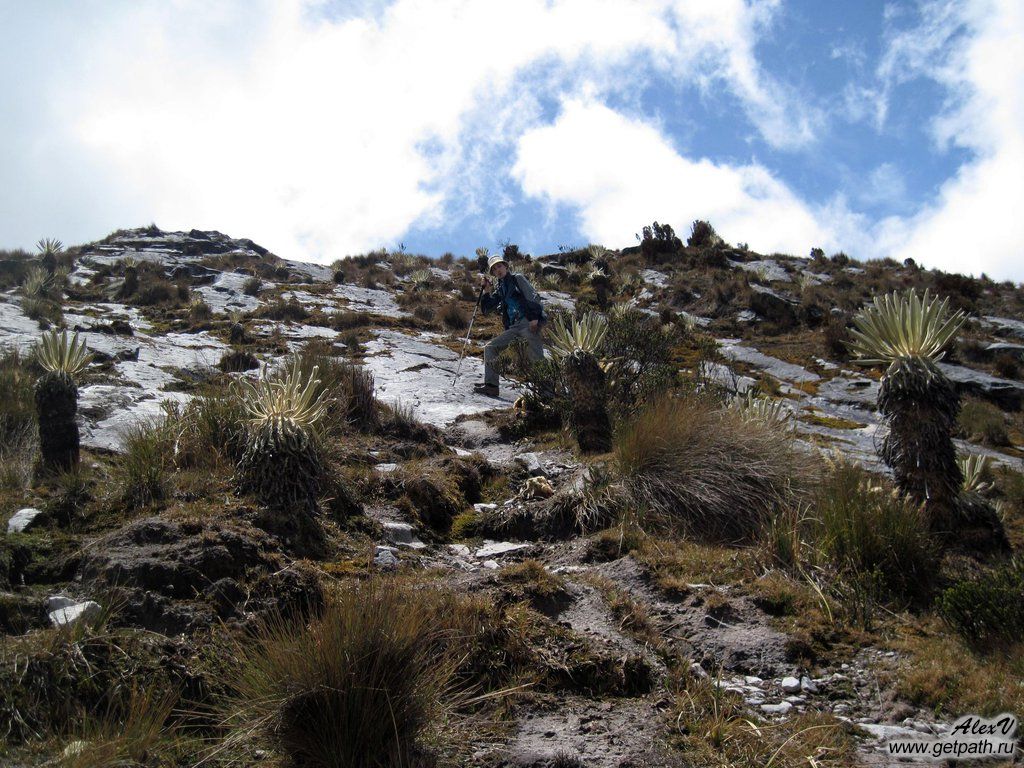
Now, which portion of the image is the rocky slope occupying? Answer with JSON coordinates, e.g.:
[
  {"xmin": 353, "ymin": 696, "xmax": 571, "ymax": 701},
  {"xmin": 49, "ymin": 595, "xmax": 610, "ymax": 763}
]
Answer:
[{"xmin": 1, "ymin": 227, "xmax": 1022, "ymax": 766}]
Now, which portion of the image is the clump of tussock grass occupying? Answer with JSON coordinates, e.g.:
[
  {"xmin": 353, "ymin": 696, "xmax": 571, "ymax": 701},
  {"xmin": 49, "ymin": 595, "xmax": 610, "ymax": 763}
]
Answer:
[
  {"xmin": 55, "ymin": 685, "xmax": 181, "ymax": 768},
  {"xmin": 0, "ymin": 349, "xmax": 37, "ymax": 490},
  {"xmin": 293, "ymin": 347, "xmax": 378, "ymax": 431},
  {"xmin": 111, "ymin": 417, "xmax": 176, "ymax": 509},
  {"xmin": 0, "ymin": 619, "xmax": 182, "ymax": 749},
  {"xmin": 809, "ymin": 459, "xmax": 938, "ymax": 605},
  {"xmin": 615, "ymin": 395, "xmax": 815, "ymax": 541},
  {"xmin": 220, "ymin": 579, "xmax": 459, "ymax": 768},
  {"xmin": 164, "ymin": 394, "xmax": 249, "ymax": 469}
]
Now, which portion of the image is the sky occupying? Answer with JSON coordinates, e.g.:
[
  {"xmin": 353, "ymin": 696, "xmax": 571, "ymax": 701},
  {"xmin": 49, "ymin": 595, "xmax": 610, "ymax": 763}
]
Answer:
[{"xmin": 1, "ymin": 0, "xmax": 1022, "ymax": 280}]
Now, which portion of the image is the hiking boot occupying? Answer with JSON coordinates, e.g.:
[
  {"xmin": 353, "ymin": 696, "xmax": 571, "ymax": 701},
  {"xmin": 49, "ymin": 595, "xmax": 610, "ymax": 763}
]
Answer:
[{"xmin": 473, "ymin": 382, "xmax": 500, "ymax": 398}]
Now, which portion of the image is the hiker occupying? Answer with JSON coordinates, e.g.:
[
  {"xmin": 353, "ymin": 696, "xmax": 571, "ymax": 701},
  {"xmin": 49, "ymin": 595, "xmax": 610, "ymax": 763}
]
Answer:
[{"xmin": 474, "ymin": 254, "xmax": 545, "ymax": 397}]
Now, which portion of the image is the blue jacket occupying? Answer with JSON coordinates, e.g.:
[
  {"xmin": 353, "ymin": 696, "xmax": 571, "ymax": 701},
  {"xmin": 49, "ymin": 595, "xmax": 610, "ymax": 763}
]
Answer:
[{"xmin": 481, "ymin": 273, "xmax": 545, "ymax": 330}]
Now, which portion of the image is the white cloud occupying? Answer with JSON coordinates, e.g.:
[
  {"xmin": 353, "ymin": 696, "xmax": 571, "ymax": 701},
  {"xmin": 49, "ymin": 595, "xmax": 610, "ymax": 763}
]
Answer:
[
  {"xmin": 1, "ymin": 0, "xmax": 818, "ymax": 263},
  {"xmin": 871, "ymin": 0, "xmax": 1024, "ymax": 278},
  {"xmin": 512, "ymin": 98, "xmax": 837, "ymax": 254}
]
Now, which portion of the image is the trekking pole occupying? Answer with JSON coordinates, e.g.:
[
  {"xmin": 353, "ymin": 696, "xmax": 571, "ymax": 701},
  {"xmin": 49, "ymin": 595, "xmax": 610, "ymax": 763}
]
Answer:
[{"xmin": 453, "ymin": 282, "xmax": 486, "ymax": 386}]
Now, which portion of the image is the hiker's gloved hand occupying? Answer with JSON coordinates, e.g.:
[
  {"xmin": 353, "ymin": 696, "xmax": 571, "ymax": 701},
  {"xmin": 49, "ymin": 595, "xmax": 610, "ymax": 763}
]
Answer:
[
  {"xmin": 480, "ymin": 276, "xmax": 492, "ymax": 289},
  {"xmin": 529, "ymin": 319, "xmax": 539, "ymax": 333}
]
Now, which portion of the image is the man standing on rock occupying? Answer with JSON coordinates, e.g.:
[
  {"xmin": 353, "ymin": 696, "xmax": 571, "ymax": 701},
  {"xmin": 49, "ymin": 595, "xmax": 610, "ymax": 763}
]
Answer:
[{"xmin": 474, "ymin": 254, "xmax": 546, "ymax": 398}]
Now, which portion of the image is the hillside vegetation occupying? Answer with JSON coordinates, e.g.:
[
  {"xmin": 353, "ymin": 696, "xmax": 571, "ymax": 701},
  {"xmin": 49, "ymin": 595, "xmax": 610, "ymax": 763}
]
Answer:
[{"xmin": 1, "ymin": 224, "xmax": 1022, "ymax": 767}]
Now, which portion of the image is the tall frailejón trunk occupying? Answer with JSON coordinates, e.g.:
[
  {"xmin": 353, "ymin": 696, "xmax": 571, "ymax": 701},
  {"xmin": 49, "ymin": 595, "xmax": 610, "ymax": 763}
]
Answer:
[
  {"xmin": 564, "ymin": 351, "xmax": 612, "ymax": 453},
  {"xmin": 878, "ymin": 357, "xmax": 961, "ymax": 532},
  {"xmin": 35, "ymin": 369, "xmax": 80, "ymax": 472}
]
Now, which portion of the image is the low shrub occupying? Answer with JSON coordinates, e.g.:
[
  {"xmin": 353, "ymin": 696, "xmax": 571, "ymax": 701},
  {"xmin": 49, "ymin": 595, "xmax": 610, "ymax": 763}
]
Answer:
[
  {"xmin": 615, "ymin": 395, "xmax": 815, "ymax": 541},
  {"xmin": 603, "ymin": 306, "xmax": 676, "ymax": 421},
  {"xmin": 937, "ymin": 559, "xmax": 1024, "ymax": 650},
  {"xmin": 133, "ymin": 278, "xmax": 177, "ymax": 306},
  {"xmin": 223, "ymin": 579, "xmax": 457, "ymax": 768},
  {"xmin": 809, "ymin": 460, "xmax": 937, "ymax": 605},
  {"xmin": 821, "ymin": 314, "xmax": 851, "ymax": 359},
  {"xmin": 993, "ymin": 352, "xmax": 1020, "ymax": 379},
  {"xmin": 439, "ymin": 301, "xmax": 468, "ymax": 330},
  {"xmin": 329, "ymin": 310, "xmax": 371, "ymax": 330},
  {"xmin": 259, "ymin": 298, "xmax": 309, "ymax": 322},
  {"xmin": 218, "ymin": 349, "xmax": 259, "ymax": 372},
  {"xmin": 959, "ymin": 398, "xmax": 1010, "ymax": 447},
  {"xmin": 188, "ymin": 298, "xmax": 212, "ymax": 323}
]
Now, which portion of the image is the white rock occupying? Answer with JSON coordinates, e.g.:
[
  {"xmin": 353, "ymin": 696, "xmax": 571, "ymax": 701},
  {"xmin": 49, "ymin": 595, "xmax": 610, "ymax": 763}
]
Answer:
[
  {"xmin": 474, "ymin": 541, "xmax": 530, "ymax": 559},
  {"xmin": 761, "ymin": 702, "xmax": 793, "ymax": 716},
  {"xmin": 690, "ymin": 663, "xmax": 709, "ymax": 679},
  {"xmin": 514, "ymin": 452, "xmax": 546, "ymax": 477},
  {"xmin": 448, "ymin": 544, "xmax": 472, "ymax": 557},
  {"xmin": 744, "ymin": 675, "xmax": 763, "ymax": 685},
  {"xmin": 45, "ymin": 595, "xmax": 76, "ymax": 612},
  {"xmin": 374, "ymin": 463, "xmax": 399, "ymax": 473},
  {"xmin": 473, "ymin": 503, "xmax": 497, "ymax": 513},
  {"xmin": 800, "ymin": 675, "xmax": 818, "ymax": 693},
  {"xmin": 373, "ymin": 546, "xmax": 399, "ymax": 569},
  {"xmin": 382, "ymin": 521, "xmax": 425, "ymax": 549},
  {"xmin": 48, "ymin": 600, "xmax": 102, "ymax": 627},
  {"xmin": 481, "ymin": 559, "xmax": 500, "ymax": 569},
  {"xmin": 7, "ymin": 507, "xmax": 44, "ymax": 534},
  {"xmin": 780, "ymin": 676, "xmax": 801, "ymax": 693},
  {"xmin": 785, "ymin": 695, "xmax": 804, "ymax": 704},
  {"xmin": 362, "ymin": 329, "xmax": 523, "ymax": 427}
]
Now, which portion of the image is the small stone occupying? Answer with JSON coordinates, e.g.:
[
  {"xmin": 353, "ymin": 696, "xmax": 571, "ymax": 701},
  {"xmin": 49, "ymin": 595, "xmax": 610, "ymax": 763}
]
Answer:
[
  {"xmin": 374, "ymin": 463, "xmax": 399, "ymax": 473},
  {"xmin": 473, "ymin": 503, "xmax": 497, "ymax": 513},
  {"xmin": 482, "ymin": 560, "xmax": 500, "ymax": 569},
  {"xmin": 761, "ymin": 702, "xmax": 793, "ymax": 716},
  {"xmin": 800, "ymin": 675, "xmax": 818, "ymax": 694},
  {"xmin": 744, "ymin": 675, "xmax": 763, "ymax": 685},
  {"xmin": 382, "ymin": 521, "xmax": 426, "ymax": 549},
  {"xmin": 515, "ymin": 452, "xmax": 546, "ymax": 477},
  {"xmin": 45, "ymin": 595, "xmax": 76, "ymax": 612},
  {"xmin": 690, "ymin": 663, "xmax": 709, "ymax": 679},
  {"xmin": 474, "ymin": 541, "xmax": 530, "ymax": 559},
  {"xmin": 373, "ymin": 546, "xmax": 399, "ymax": 570},
  {"xmin": 448, "ymin": 544, "xmax": 471, "ymax": 557},
  {"xmin": 48, "ymin": 600, "xmax": 102, "ymax": 627},
  {"xmin": 785, "ymin": 695, "xmax": 804, "ymax": 704},
  {"xmin": 780, "ymin": 676, "xmax": 801, "ymax": 693},
  {"xmin": 7, "ymin": 508, "xmax": 44, "ymax": 534}
]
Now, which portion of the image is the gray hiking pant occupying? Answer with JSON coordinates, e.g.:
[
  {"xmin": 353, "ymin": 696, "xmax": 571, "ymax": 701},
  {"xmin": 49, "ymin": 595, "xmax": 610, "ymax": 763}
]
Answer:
[{"xmin": 483, "ymin": 319, "xmax": 545, "ymax": 387}]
